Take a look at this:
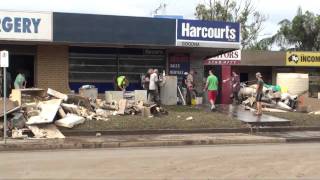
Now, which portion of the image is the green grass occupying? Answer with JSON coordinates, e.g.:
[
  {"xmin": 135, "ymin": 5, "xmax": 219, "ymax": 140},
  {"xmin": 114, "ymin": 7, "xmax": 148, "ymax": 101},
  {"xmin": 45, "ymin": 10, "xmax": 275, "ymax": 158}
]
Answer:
[
  {"xmin": 58, "ymin": 106, "xmax": 320, "ymax": 131},
  {"xmin": 266, "ymin": 112, "xmax": 320, "ymax": 126},
  {"xmin": 64, "ymin": 106, "xmax": 243, "ymax": 131}
]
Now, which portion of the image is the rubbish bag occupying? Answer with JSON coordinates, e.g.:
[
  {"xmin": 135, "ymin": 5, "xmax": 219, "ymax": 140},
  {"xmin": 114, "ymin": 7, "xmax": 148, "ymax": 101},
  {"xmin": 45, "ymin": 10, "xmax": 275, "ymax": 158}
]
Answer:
[{"xmin": 264, "ymin": 84, "xmax": 281, "ymax": 92}]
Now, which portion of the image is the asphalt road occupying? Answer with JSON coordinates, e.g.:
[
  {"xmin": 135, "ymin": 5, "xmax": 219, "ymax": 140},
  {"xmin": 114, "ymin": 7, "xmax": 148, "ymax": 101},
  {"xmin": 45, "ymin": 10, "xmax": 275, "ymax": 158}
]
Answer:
[{"xmin": 1, "ymin": 143, "xmax": 320, "ymax": 179}]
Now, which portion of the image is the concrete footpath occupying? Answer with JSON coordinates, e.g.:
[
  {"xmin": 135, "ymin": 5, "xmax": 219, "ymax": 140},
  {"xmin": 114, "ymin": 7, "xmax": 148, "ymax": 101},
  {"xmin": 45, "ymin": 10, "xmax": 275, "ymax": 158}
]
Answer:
[{"xmin": 0, "ymin": 133, "xmax": 286, "ymax": 151}]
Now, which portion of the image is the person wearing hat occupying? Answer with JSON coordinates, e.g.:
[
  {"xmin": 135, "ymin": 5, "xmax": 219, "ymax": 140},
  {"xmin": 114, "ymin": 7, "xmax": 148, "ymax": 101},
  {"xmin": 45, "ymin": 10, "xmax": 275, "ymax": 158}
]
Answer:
[
  {"xmin": 186, "ymin": 69, "xmax": 196, "ymax": 105},
  {"xmin": 255, "ymin": 72, "xmax": 264, "ymax": 115}
]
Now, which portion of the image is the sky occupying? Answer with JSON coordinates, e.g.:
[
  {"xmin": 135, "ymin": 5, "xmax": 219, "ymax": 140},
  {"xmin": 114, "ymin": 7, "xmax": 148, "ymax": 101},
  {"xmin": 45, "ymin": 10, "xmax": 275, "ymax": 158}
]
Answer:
[{"xmin": 1, "ymin": 0, "xmax": 320, "ymax": 38}]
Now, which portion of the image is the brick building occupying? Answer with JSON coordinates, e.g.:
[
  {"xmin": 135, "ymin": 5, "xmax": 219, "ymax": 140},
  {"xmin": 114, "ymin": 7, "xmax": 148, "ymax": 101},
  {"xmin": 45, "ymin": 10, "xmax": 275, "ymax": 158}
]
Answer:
[{"xmin": 0, "ymin": 10, "xmax": 241, "ymax": 104}]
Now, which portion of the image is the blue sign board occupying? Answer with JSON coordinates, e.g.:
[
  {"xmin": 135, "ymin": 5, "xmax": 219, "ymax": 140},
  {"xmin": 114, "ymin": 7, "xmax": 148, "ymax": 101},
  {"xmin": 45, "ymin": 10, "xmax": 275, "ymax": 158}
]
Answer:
[{"xmin": 176, "ymin": 19, "xmax": 240, "ymax": 48}]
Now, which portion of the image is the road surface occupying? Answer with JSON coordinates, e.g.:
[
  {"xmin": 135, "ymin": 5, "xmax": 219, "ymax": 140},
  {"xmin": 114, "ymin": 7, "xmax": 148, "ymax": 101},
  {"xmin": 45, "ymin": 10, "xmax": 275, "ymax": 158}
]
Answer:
[{"xmin": 1, "ymin": 143, "xmax": 320, "ymax": 179}]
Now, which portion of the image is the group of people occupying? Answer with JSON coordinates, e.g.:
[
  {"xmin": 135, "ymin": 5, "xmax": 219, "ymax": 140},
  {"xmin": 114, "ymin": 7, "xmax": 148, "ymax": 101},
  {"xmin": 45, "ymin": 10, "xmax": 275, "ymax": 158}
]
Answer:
[
  {"xmin": 224, "ymin": 71, "xmax": 265, "ymax": 115},
  {"xmin": 115, "ymin": 68, "xmax": 162, "ymax": 105},
  {"xmin": 180, "ymin": 69, "xmax": 264, "ymax": 115},
  {"xmin": 181, "ymin": 69, "xmax": 219, "ymax": 111},
  {"xmin": 114, "ymin": 68, "xmax": 265, "ymax": 115}
]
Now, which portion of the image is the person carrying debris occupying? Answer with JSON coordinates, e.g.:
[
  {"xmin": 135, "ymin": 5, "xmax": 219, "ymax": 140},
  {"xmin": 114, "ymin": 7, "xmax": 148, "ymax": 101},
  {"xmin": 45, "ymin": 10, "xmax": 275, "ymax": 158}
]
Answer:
[
  {"xmin": 14, "ymin": 71, "xmax": 26, "ymax": 89},
  {"xmin": 204, "ymin": 69, "xmax": 218, "ymax": 110},
  {"xmin": 142, "ymin": 69, "xmax": 153, "ymax": 100},
  {"xmin": 231, "ymin": 72, "xmax": 240, "ymax": 103},
  {"xmin": 255, "ymin": 72, "xmax": 264, "ymax": 115},
  {"xmin": 116, "ymin": 75, "xmax": 129, "ymax": 91},
  {"xmin": 185, "ymin": 69, "xmax": 196, "ymax": 105},
  {"xmin": 223, "ymin": 71, "xmax": 240, "ymax": 104},
  {"xmin": 181, "ymin": 72, "xmax": 188, "ymax": 105},
  {"xmin": 149, "ymin": 69, "xmax": 160, "ymax": 104}
]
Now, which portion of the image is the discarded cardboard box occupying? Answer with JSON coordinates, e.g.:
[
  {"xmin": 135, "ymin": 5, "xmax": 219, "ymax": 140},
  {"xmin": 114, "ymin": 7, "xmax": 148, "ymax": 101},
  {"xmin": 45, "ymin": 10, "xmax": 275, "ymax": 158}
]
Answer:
[
  {"xmin": 61, "ymin": 103, "xmax": 80, "ymax": 114},
  {"xmin": 10, "ymin": 88, "xmax": 45, "ymax": 105},
  {"xmin": 28, "ymin": 124, "xmax": 65, "ymax": 139},
  {"xmin": 79, "ymin": 88, "xmax": 98, "ymax": 100},
  {"xmin": 67, "ymin": 94, "xmax": 93, "ymax": 111},
  {"xmin": 26, "ymin": 99, "xmax": 62, "ymax": 125},
  {"xmin": 47, "ymin": 88, "xmax": 68, "ymax": 101},
  {"xmin": 95, "ymin": 109, "xmax": 110, "ymax": 118},
  {"xmin": 55, "ymin": 113, "xmax": 85, "ymax": 128},
  {"xmin": 105, "ymin": 91, "xmax": 123, "ymax": 103},
  {"xmin": 117, "ymin": 99, "xmax": 127, "ymax": 115},
  {"xmin": 58, "ymin": 107, "xmax": 67, "ymax": 118},
  {"xmin": 12, "ymin": 129, "xmax": 28, "ymax": 139},
  {"xmin": 0, "ymin": 98, "xmax": 20, "ymax": 117},
  {"xmin": 134, "ymin": 90, "xmax": 147, "ymax": 103}
]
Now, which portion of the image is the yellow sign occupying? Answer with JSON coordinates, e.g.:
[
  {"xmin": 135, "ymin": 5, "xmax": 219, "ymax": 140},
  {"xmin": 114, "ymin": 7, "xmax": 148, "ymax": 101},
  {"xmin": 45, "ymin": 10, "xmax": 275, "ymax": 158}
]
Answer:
[{"xmin": 286, "ymin": 51, "xmax": 320, "ymax": 66}]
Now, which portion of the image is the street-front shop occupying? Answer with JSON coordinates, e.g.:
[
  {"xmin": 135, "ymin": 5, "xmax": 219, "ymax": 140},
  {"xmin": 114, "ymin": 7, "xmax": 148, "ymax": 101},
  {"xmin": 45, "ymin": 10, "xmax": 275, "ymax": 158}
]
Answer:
[
  {"xmin": 203, "ymin": 50, "xmax": 241, "ymax": 104},
  {"xmin": 285, "ymin": 51, "xmax": 320, "ymax": 98},
  {"xmin": 229, "ymin": 50, "xmax": 320, "ymax": 98},
  {"xmin": 0, "ymin": 10, "xmax": 241, "ymax": 102},
  {"xmin": 0, "ymin": 11, "xmax": 52, "ymax": 92}
]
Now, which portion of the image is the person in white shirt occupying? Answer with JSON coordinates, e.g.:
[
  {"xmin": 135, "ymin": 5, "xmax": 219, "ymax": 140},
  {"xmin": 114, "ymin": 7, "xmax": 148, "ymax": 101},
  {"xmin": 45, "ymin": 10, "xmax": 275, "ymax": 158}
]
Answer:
[{"xmin": 149, "ymin": 69, "xmax": 160, "ymax": 104}]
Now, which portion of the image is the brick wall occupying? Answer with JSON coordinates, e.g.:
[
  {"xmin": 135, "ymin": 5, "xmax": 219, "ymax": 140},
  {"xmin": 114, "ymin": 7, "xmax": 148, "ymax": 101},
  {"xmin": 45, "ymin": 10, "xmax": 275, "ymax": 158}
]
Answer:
[{"xmin": 36, "ymin": 45, "xmax": 69, "ymax": 93}]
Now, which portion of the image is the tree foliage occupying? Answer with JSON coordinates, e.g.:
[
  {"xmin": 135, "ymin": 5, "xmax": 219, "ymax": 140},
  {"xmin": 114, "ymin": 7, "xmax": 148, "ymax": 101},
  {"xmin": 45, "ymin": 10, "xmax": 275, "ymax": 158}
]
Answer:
[
  {"xmin": 261, "ymin": 7, "xmax": 320, "ymax": 51},
  {"xmin": 195, "ymin": 0, "xmax": 267, "ymax": 49}
]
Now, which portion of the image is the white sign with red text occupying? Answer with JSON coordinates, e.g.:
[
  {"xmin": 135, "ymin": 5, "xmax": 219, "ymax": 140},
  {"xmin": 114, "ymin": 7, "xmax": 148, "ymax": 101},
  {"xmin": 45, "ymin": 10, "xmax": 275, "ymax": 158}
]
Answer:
[{"xmin": 204, "ymin": 50, "xmax": 241, "ymax": 65}]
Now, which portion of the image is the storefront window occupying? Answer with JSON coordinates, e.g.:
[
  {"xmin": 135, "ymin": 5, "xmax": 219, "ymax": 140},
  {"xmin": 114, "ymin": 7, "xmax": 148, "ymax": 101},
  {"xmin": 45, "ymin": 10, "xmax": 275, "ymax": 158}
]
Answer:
[{"xmin": 69, "ymin": 47, "xmax": 166, "ymax": 92}]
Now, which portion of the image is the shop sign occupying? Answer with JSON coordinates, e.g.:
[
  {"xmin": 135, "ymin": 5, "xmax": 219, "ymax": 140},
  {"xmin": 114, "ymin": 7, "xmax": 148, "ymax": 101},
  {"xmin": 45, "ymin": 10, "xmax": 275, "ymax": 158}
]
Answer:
[
  {"xmin": 286, "ymin": 51, "xmax": 320, "ymax": 67},
  {"xmin": 0, "ymin": 11, "xmax": 52, "ymax": 41},
  {"xmin": 143, "ymin": 49, "xmax": 165, "ymax": 55},
  {"xmin": 204, "ymin": 50, "xmax": 241, "ymax": 65},
  {"xmin": 0, "ymin": 50, "xmax": 9, "ymax": 67},
  {"xmin": 176, "ymin": 19, "xmax": 240, "ymax": 48},
  {"xmin": 169, "ymin": 54, "xmax": 190, "ymax": 80}
]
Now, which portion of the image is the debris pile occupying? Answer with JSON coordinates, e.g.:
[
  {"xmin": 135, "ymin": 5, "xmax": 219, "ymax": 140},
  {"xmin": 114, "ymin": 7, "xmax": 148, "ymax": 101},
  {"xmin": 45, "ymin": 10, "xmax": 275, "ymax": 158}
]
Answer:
[
  {"xmin": 239, "ymin": 83, "xmax": 306, "ymax": 113},
  {"xmin": 0, "ymin": 88, "xmax": 167, "ymax": 139}
]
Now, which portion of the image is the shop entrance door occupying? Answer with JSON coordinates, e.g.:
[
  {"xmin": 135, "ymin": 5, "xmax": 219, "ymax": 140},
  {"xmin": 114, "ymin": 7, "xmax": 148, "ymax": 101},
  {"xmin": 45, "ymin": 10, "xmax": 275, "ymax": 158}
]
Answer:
[
  {"xmin": 240, "ymin": 73, "xmax": 249, "ymax": 83},
  {"xmin": 8, "ymin": 55, "xmax": 35, "ymax": 88},
  {"xmin": 204, "ymin": 65, "xmax": 222, "ymax": 104}
]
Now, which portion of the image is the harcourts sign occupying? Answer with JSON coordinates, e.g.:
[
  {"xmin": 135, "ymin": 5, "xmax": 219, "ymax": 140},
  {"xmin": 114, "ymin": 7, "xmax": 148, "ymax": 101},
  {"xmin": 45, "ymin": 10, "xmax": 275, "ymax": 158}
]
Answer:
[
  {"xmin": 176, "ymin": 19, "xmax": 240, "ymax": 48},
  {"xmin": 0, "ymin": 11, "xmax": 52, "ymax": 41}
]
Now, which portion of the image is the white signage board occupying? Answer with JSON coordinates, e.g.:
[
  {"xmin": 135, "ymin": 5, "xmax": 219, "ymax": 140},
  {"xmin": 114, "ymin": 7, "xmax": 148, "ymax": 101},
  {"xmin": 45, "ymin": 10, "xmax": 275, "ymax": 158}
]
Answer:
[
  {"xmin": 0, "ymin": 11, "xmax": 52, "ymax": 41},
  {"xmin": 204, "ymin": 50, "xmax": 241, "ymax": 65},
  {"xmin": 0, "ymin": 50, "xmax": 9, "ymax": 67}
]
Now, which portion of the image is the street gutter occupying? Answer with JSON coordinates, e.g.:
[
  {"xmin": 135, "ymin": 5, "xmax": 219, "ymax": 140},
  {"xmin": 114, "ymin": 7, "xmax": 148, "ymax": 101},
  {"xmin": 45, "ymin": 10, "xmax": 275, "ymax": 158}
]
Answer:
[{"xmin": 61, "ymin": 126, "xmax": 320, "ymax": 136}]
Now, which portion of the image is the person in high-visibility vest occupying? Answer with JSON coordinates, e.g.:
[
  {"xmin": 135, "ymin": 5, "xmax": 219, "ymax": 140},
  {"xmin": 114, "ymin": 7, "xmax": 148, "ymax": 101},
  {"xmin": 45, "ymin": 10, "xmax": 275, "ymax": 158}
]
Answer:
[{"xmin": 116, "ymin": 75, "xmax": 129, "ymax": 91}]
